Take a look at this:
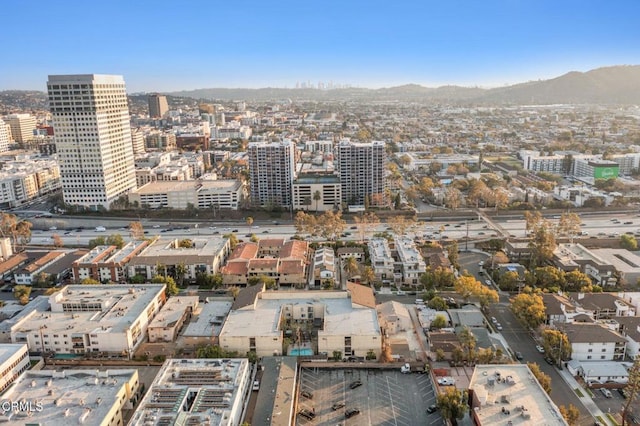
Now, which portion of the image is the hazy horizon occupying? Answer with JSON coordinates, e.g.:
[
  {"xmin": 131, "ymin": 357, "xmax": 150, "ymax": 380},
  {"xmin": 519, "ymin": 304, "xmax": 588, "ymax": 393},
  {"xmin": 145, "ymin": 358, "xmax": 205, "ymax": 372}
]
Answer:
[{"xmin": 3, "ymin": 0, "xmax": 640, "ymax": 92}]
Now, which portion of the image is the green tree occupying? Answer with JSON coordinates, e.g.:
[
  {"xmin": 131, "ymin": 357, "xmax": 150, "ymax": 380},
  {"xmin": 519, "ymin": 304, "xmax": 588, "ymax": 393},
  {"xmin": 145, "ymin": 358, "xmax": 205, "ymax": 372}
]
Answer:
[
  {"xmin": 622, "ymin": 356, "xmax": 640, "ymax": 426},
  {"xmin": 360, "ymin": 266, "xmax": 376, "ymax": 285},
  {"xmin": 428, "ymin": 296, "xmax": 448, "ymax": 311},
  {"xmin": 559, "ymin": 404, "xmax": 580, "ymax": 426},
  {"xmin": 196, "ymin": 344, "xmax": 238, "ymax": 358},
  {"xmin": 224, "ymin": 233, "xmax": 239, "ymax": 249},
  {"xmin": 81, "ymin": 277, "xmax": 101, "ymax": 285},
  {"xmin": 175, "ymin": 262, "xmax": 188, "ymax": 286},
  {"xmin": 436, "ymin": 388, "xmax": 468, "ymax": 421},
  {"xmin": 106, "ymin": 234, "xmax": 125, "ymax": 249},
  {"xmin": 343, "ymin": 256, "xmax": 359, "ymax": 279},
  {"xmin": 534, "ymin": 266, "xmax": 566, "ymax": 290},
  {"xmin": 498, "ymin": 270, "xmax": 520, "ymax": 291},
  {"xmin": 431, "ymin": 314, "xmax": 447, "ymax": 329},
  {"xmin": 447, "ymin": 241, "xmax": 459, "ymax": 270},
  {"xmin": 246, "ymin": 216, "xmax": 254, "ymax": 226},
  {"xmin": 529, "ymin": 220, "xmax": 557, "ymax": 268},
  {"xmin": 527, "ymin": 362, "xmax": 552, "ymax": 394},
  {"xmin": 13, "ymin": 285, "xmax": 31, "ymax": 305},
  {"xmin": 151, "ymin": 275, "xmax": 179, "ymax": 296},
  {"xmin": 541, "ymin": 329, "xmax": 571, "ymax": 366},
  {"xmin": 178, "ymin": 239, "xmax": 193, "ymax": 248},
  {"xmin": 621, "ymin": 234, "xmax": 639, "ymax": 251},
  {"xmin": 557, "ymin": 212, "xmax": 581, "ymax": 241},
  {"xmin": 510, "ymin": 293, "xmax": 546, "ymax": 329},
  {"xmin": 564, "ymin": 270, "xmax": 592, "ymax": 292},
  {"xmin": 332, "ymin": 350, "xmax": 342, "ymax": 361},
  {"xmin": 88, "ymin": 236, "xmax": 107, "ymax": 248},
  {"xmin": 458, "ymin": 326, "xmax": 477, "ymax": 362}
]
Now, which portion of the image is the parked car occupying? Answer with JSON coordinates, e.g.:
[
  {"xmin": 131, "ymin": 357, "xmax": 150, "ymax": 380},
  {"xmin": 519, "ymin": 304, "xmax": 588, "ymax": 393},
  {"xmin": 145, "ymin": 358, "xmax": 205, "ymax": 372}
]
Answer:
[
  {"xmin": 496, "ymin": 323, "xmax": 503, "ymax": 331},
  {"xmin": 600, "ymin": 388, "xmax": 613, "ymax": 398},
  {"xmin": 491, "ymin": 317, "xmax": 498, "ymax": 324},
  {"xmin": 544, "ymin": 357, "xmax": 555, "ymax": 365},
  {"xmin": 252, "ymin": 380, "xmax": 260, "ymax": 391},
  {"xmin": 349, "ymin": 380, "xmax": 363, "ymax": 389},
  {"xmin": 515, "ymin": 351, "xmax": 523, "ymax": 360},
  {"xmin": 300, "ymin": 390, "xmax": 313, "ymax": 399},
  {"xmin": 401, "ymin": 363, "xmax": 411, "ymax": 374},
  {"xmin": 437, "ymin": 377, "xmax": 455, "ymax": 386},
  {"xmin": 332, "ymin": 402, "xmax": 346, "ymax": 410},
  {"xmin": 345, "ymin": 408, "xmax": 361, "ymax": 419},
  {"xmin": 427, "ymin": 404, "xmax": 439, "ymax": 414},
  {"xmin": 536, "ymin": 345, "xmax": 545, "ymax": 353},
  {"xmin": 298, "ymin": 408, "xmax": 316, "ymax": 420}
]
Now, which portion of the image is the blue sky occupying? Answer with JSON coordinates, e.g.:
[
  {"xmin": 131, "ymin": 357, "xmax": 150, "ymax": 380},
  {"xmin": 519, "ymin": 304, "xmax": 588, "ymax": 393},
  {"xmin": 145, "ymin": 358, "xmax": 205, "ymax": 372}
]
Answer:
[{"xmin": 3, "ymin": 0, "xmax": 640, "ymax": 92}]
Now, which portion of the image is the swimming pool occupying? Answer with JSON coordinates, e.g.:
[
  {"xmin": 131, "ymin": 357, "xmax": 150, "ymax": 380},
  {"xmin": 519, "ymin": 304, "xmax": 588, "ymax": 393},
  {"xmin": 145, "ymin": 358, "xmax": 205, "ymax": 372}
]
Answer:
[{"xmin": 289, "ymin": 348, "xmax": 314, "ymax": 356}]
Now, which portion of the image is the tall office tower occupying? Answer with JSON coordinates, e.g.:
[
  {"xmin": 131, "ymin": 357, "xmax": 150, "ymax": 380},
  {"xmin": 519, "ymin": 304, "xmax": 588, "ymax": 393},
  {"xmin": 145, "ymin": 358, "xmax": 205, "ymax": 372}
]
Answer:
[
  {"xmin": 148, "ymin": 94, "xmax": 169, "ymax": 118},
  {"xmin": 0, "ymin": 122, "xmax": 10, "ymax": 152},
  {"xmin": 336, "ymin": 139, "xmax": 388, "ymax": 207},
  {"xmin": 47, "ymin": 74, "xmax": 137, "ymax": 210},
  {"xmin": 4, "ymin": 113, "xmax": 36, "ymax": 143},
  {"xmin": 248, "ymin": 140, "xmax": 296, "ymax": 208}
]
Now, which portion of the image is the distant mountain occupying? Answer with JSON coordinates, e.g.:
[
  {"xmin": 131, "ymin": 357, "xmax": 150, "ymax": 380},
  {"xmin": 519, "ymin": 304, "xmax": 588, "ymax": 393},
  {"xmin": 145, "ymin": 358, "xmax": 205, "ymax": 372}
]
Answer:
[
  {"xmin": 3, "ymin": 65, "xmax": 640, "ymax": 107},
  {"xmin": 166, "ymin": 65, "xmax": 640, "ymax": 105}
]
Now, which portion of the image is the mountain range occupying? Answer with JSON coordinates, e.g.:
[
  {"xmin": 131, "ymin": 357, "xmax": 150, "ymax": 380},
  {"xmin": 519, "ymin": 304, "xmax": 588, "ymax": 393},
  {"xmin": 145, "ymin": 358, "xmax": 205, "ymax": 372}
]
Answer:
[{"xmin": 165, "ymin": 65, "xmax": 640, "ymax": 105}]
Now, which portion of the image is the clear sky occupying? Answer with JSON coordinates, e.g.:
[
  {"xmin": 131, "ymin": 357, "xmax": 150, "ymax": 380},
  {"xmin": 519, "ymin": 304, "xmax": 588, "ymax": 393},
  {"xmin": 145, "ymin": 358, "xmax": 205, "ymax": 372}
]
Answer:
[{"xmin": 3, "ymin": 0, "xmax": 640, "ymax": 92}]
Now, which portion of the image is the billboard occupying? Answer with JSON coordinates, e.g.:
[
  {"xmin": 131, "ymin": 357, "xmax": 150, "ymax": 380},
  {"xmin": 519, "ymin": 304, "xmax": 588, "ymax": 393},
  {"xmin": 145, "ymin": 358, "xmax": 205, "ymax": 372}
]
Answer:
[{"xmin": 594, "ymin": 165, "xmax": 619, "ymax": 179}]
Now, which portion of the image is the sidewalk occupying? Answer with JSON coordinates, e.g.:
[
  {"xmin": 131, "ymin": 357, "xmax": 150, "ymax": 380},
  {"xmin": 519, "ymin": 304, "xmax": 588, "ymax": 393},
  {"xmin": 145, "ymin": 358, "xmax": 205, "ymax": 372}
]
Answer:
[{"xmin": 555, "ymin": 368, "xmax": 613, "ymax": 425}]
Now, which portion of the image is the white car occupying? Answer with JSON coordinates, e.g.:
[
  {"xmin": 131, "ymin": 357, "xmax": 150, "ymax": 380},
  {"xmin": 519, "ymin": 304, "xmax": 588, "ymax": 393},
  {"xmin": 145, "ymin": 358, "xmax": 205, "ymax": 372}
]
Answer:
[
  {"xmin": 485, "ymin": 280, "xmax": 492, "ymax": 286},
  {"xmin": 252, "ymin": 380, "xmax": 260, "ymax": 391},
  {"xmin": 491, "ymin": 317, "xmax": 497, "ymax": 324},
  {"xmin": 478, "ymin": 261, "xmax": 484, "ymax": 266},
  {"xmin": 536, "ymin": 345, "xmax": 545, "ymax": 353},
  {"xmin": 437, "ymin": 377, "xmax": 455, "ymax": 386},
  {"xmin": 496, "ymin": 323, "xmax": 503, "ymax": 331}
]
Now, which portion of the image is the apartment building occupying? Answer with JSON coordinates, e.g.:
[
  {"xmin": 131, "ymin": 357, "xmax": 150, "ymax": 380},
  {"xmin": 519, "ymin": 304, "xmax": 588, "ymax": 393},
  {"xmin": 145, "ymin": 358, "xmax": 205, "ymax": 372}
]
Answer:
[
  {"xmin": 248, "ymin": 140, "xmax": 296, "ymax": 208},
  {"xmin": 0, "ymin": 369, "xmax": 139, "ymax": 425},
  {"xmin": 394, "ymin": 235, "xmax": 427, "ymax": 285},
  {"xmin": 127, "ymin": 237, "xmax": 230, "ymax": 281},
  {"xmin": 72, "ymin": 241, "xmax": 151, "ymax": 283},
  {"xmin": 3, "ymin": 284, "xmax": 166, "ymax": 357},
  {"xmin": 0, "ymin": 121, "xmax": 10, "ymax": 152},
  {"xmin": 130, "ymin": 358, "xmax": 251, "ymax": 426},
  {"xmin": 0, "ymin": 344, "xmax": 29, "ymax": 394},
  {"xmin": 47, "ymin": 74, "xmax": 137, "ymax": 210},
  {"xmin": 336, "ymin": 139, "xmax": 387, "ymax": 207},
  {"xmin": 368, "ymin": 238, "xmax": 394, "ymax": 282},
  {"xmin": 557, "ymin": 323, "xmax": 627, "ymax": 361},
  {"xmin": 147, "ymin": 296, "xmax": 198, "ymax": 343}
]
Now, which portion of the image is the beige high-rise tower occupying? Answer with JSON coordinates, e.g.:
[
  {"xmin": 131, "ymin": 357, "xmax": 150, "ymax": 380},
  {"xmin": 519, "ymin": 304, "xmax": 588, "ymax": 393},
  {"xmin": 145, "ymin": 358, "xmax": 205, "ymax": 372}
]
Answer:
[
  {"xmin": 148, "ymin": 94, "xmax": 169, "ymax": 118},
  {"xmin": 47, "ymin": 74, "xmax": 137, "ymax": 210}
]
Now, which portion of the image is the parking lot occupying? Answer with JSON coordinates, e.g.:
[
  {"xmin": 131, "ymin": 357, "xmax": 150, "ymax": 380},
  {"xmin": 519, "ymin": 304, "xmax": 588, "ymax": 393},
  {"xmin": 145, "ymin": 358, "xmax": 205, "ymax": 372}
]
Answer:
[
  {"xmin": 297, "ymin": 368, "xmax": 442, "ymax": 425},
  {"xmin": 591, "ymin": 387, "xmax": 640, "ymax": 424}
]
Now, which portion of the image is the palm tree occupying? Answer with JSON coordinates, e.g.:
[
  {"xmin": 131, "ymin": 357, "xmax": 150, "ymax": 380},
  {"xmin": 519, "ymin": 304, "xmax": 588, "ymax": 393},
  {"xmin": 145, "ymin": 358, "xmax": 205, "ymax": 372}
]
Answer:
[
  {"xmin": 313, "ymin": 190, "xmax": 321, "ymax": 212},
  {"xmin": 343, "ymin": 256, "xmax": 359, "ymax": 280}
]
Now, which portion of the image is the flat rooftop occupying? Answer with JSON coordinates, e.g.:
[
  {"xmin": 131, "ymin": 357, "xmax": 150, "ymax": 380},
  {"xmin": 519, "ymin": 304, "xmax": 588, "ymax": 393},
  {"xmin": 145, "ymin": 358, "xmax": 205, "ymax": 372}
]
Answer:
[
  {"xmin": 469, "ymin": 364, "xmax": 567, "ymax": 425},
  {"xmin": 182, "ymin": 300, "xmax": 233, "ymax": 337},
  {"xmin": 129, "ymin": 358, "xmax": 250, "ymax": 426},
  {"xmin": 7, "ymin": 284, "xmax": 165, "ymax": 336},
  {"xmin": 592, "ymin": 248, "xmax": 640, "ymax": 273},
  {"xmin": 0, "ymin": 369, "xmax": 138, "ymax": 425},
  {"xmin": 148, "ymin": 296, "xmax": 198, "ymax": 329},
  {"xmin": 135, "ymin": 179, "xmax": 242, "ymax": 194},
  {"xmin": 130, "ymin": 237, "xmax": 228, "ymax": 265},
  {"xmin": 0, "ymin": 343, "xmax": 27, "ymax": 365}
]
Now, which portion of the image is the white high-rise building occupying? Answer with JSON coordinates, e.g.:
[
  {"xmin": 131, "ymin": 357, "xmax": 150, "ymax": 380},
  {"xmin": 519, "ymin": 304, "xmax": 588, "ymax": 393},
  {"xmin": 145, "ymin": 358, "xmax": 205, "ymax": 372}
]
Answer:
[
  {"xmin": 337, "ymin": 139, "xmax": 387, "ymax": 207},
  {"xmin": 47, "ymin": 74, "xmax": 137, "ymax": 210},
  {"xmin": 248, "ymin": 140, "xmax": 296, "ymax": 208}
]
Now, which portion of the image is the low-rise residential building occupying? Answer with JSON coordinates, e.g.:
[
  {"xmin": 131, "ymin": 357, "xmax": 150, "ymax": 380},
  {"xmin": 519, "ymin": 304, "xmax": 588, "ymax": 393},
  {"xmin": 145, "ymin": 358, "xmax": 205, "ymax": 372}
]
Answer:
[
  {"xmin": 572, "ymin": 360, "xmax": 631, "ymax": 385},
  {"xmin": 14, "ymin": 250, "xmax": 66, "ymax": 285},
  {"xmin": 220, "ymin": 239, "xmax": 308, "ymax": 288},
  {"xmin": 127, "ymin": 237, "xmax": 230, "ymax": 281},
  {"xmin": 72, "ymin": 241, "xmax": 150, "ymax": 283},
  {"xmin": 553, "ymin": 243, "xmax": 617, "ymax": 286},
  {"xmin": 468, "ymin": 364, "xmax": 568, "ymax": 425},
  {"xmin": 394, "ymin": 235, "xmax": 426, "ymax": 285},
  {"xmin": 148, "ymin": 296, "xmax": 198, "ymax": 343},
  {"xmin": 368, "ymin": 238, "xmax": 394, "ymax": 283},
  {"xmin": 219, "ymin": 285, "xmax": 381, "ymax": 358},
  {"xmin": 557, "ymin": 322, "xmax": 627, "ymax": 361},
  {"xmin": 0, "ymin": 156, "xmax": 60, "ymax": 208},
  {"xmin": 309, "ymin": 247, "xmax": 335, "ymax": 288},
  {"xmin": 178, "ymin": 299, "xmax": 233, "ymax": 349},
  {"xmin": 129, "ymin": 358, "xmax": 251, "ymax": 426},
  {"xmin": 0, "ymin": 343, "xmax": 29, "ymax": 394},
  {"xmin": 567, "ymin": 292, "xmax": 635, "ymax": 319},
  {"xmin": 1, "ymin": 284, "xmax": 165, "ymax": 357},
  {"xmin": 0, "ymin": 369, "xmax": 139, "ymax": 425},
  {"xmin": 336, "ymin": 246, "xmax": 364, "ymax": 262}
]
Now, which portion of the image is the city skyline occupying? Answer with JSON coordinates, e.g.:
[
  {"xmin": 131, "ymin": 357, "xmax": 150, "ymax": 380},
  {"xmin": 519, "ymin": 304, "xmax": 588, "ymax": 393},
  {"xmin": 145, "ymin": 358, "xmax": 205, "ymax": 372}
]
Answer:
[{"xmin": 2, "ymin": 0, "xmax": 640, "ymax": 92}]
